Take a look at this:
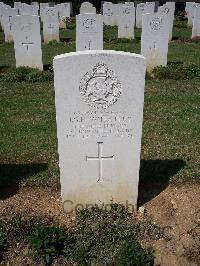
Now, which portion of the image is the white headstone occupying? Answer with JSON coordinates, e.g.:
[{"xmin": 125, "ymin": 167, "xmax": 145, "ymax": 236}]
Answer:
[
  {"xmin": 43, "ymin": 7, "xmax": 59, "ymax": 43},
  {"xmin": 188, "ymin": 3, "xmax": 199, "ymax": 27},
  {"xmin": 53, "ymin": 50, "xmax": 146, "ymax": 213},
  {"xmin": 2, "ymin": 8, "xmax": 18, "ymax": 42},
  {"xmin": 141, "ymin": 13, "xmax": 169, "ymax": 72},
  {"xmin": 103, "ymin": 2, "xmax": 115, "ymax": 26},
  {"xmin": 192, "ymin": 5, "xmax": 200, "ymax": 38},
  {"xmin": 165, "ymin": 2, "xmax": 175, "ymax": 41},
  {"xmin": 185, "ymin": 2, "xmax": 192, "ymax": 17},
  {"xmin": 13, "ymin": 15, "xmax": 43, "ymax": 70},
  {"xmin": 0, "ymin": 3, "xmax": 7, "ymax": 28},
  {"xmin": 14, "ymin": 2, "xmax": 21, "ymax": 14},
  {"xmin": 76, "ymin": 13, "xmax": 103, "ymax": 51},
  {"xmin": 40, "ymin": 3, "xmax": 49, "ymax": 21},
  {"xmin": 158, "ymin": 3, "xmax": 175, "ymax": 41},
  {"xmin": 57, "ymin": 3, "xmax": 70, "ymax": 29},
  {"xmin": 80, "ymin": 2, "xmax": 96, "ymax": 14},
  {"xmin": 118, "ymin": 5, "xmax": 135, "ymax": 39},
  {"xmin": 32, "ymin": 2, "xmax": 39, "ymax": 9},
  {"xmin": 136, "ymin": 2, "xmax": 155, "ymax": 28}
]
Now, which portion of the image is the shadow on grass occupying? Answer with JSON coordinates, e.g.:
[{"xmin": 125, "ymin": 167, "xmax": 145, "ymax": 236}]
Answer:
[
  {"xmin": 138, "ymin": 159, "xmax": 186, "ymax": 206},
  {"xmin": 0, "ymin": 163, "xmax": 48, "ymax": 200}
]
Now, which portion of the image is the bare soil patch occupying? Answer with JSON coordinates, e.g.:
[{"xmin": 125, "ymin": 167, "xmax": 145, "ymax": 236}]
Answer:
[{"xmin": 0, "ymin": 183, "xmax": 199, "ymax": 266}]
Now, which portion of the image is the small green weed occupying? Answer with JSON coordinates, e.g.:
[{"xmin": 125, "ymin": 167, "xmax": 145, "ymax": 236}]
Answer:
[
  {"xmin": 115, "ymin": 239, "xmax": 154, "ymax": 266},
  {"xmin": 28, "ymin": 225, "xmax": 74, "ymax": 265}
]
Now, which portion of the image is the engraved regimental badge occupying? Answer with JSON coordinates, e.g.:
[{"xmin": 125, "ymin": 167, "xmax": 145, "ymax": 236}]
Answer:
[
  {"xmin": 150, "ymin": 17, "xmax": 163, "ymax": 31},
  {"xmin": 79, "ymin": 63, "xmax": 122, "ymax": 109}
]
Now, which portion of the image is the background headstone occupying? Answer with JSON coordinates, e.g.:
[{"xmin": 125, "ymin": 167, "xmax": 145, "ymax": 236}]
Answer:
[
  {"xmin": 2, "ymin": 8, "xmax": 18, "ymax": 42},
  {"xmin": 40, "ymin": 3, "xmax": 49, "ymax": 21},
  {"xmin": 76, "ymin": 13, "xmax": 103, "ymax": 51},
  {"xmin": 103, "ymin": 2, "xmax": 115, "ymax": 26},
  {"xmin": 13, "ymin": 15, "xmax": 43, "ymax": 70},
  {"xmin": 43, "ymin": 7, "xmax": 59, "ymax": 44},
  {"xmin": 57, "ymin": 2, "xmax": 70, "ymax": 29},
  {"xmin": 118, "ymin": 4, "xmax": 135, "ymax": 39},
  {"xmin": 141, "ymin": 12, "xmax": 169, "ymax": 71},
  {"xmin": 192, "ymin": 5, "xmax": 200, "ymax": 38},
  {"xmin": 53, "ymin": 50, "xmax": 146, "ymax": 213},
  {"xmin": 80, "ymin": 2, "xmax": 96, "ymax": 14},
  {"xmin": 136, "ymin": 2, "xmax": 155, "ymax": 28},
  {"xmin": 188, "ymin": 2, "xmax": 199, "ymax": 27}
]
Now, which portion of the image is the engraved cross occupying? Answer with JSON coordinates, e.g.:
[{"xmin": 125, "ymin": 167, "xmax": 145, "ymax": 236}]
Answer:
[
  {"xmin": 125, "ymin": 24, "xmax": 129, "ymax": 31},
  {"xmin": 9, "ymin": 16, "xmax": 12, "ymax": 31},
  {"xmin": 85, "ymin": 41, "xmax": 91, "ymax": 50},
  {"xmin": 22, "ymin": 36, "xmax": 33, "ymax": 56},
  {"xmin": 86, "ymin": 142, "xmax": 114, "ymax": 182},
  {"xmin": 48, "ymin": 24, "xmax": 54, "ymax": 30}
]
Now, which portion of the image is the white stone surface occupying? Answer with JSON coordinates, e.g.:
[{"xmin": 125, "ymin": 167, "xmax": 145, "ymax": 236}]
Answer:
[
  {"xmin": 188, "ymin": 2, "xmax": 199, "ymax": 27},
  {"xmin": 53, "ymin": 50, "xmax": 146, "ymax": 213},
  {"xmin": 141, "ymin": 12, "xmax": 169, "ymax": 72},
  {"xmin": 14, "ymin": 2, "xmax": 21, "ymax": 14},
  {"xmin": 103, "ymin": 2, "xmax": 115, "ymax": 26},
  {"xmin": 76, "ymin": 13, "xmax": 103, "ymax": 51},
  {"xmin": 19, "ymin": 3, "xmax": 38, "ymax": 15},
  {"xmin": 0, "ymin": 3, "xmax": 7, "ymax": 28},
  {"xmin": 32, "ymin": 2, "xmax": 39, "ymax": 9},
  {"xmin": 118, "ymin": 5, "xmax": 135, "ymax": 39},
  {"xmin": 80, "ymin": 2, "xmax": 96, "ymax": 14},
  {"xmin": 2, "ymin": 8, "xmax": 18, "ymax": 42},
  {"xmin": 40, "ymin": 3, "xmax": 49, "ymax": 21},
  {"xmin": 136, "ymin": 2, "xmax": 155, "ymax": 28},
  {"xmin": 13, "ymin": 15, "xmax": 43, "ymax": 70},
  {"xmin": 43, "ymin": 7, "xmax": 59, "ymax": 43},
  {"xmin": 185, "ymin": 2, "xmax": 193, "ymax": 17},
  {"xmin": 192, "ymin": 5, "xmax": 200, "ymax": 38},
  {"xmin": 57, "ymin": 2, "xmax": 70, "ymax": 28},
  {"xmin": 165, "ymin": 2, "xmax": 175, "ymax": 41},
  {"xmin": 158, "ymin": 3, "xmax": 175, "ymax": 41}
]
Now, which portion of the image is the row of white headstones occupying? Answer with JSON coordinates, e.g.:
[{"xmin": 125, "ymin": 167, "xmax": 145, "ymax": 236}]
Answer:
[
  {"xmin": 0, "ymin": 1, "xmax": 71, "ymax": 70},
  {"xmin": 0, "ymin": 1, "xmax": 173, "ymax": 72}
]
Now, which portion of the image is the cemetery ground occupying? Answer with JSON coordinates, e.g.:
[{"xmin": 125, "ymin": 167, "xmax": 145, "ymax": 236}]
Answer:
[{"xmin": 0, "ymin": 17, "xmax": 200, "ymax": 265}]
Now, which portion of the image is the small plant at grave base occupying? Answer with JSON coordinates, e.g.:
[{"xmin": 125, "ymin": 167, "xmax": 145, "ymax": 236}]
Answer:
[
  {"xmin": 28, "ymin": 225, "xmax": 74, "ymax": 265},
  {"xmin": 72, "ymin": 204, "xmax": 167, "ymax": 265},
  {"xmin": 47, "ymin": 40, "xmax": 62, "ymax": 46},
  {"xmin": 151, "ymin": 62, "xmax": 200, "ymax": 80},
  {"xmin": 115, "ymin": 239, "xmax": 154, "ymax": 266},
  {"xmin": 0, "ymin": 66, "xmax": 53, "ymax": 82}
]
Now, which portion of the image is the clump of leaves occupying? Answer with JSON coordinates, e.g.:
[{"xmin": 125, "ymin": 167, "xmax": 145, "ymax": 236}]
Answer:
[
  {"xmin": 47, "ymin": 40, "xmax": 62, "ymax": 46},
  {"xmin": 72, "ymin": 204, "xmax": 166, "ymax": 265},
  {"xmin": 115, "ymin": 239, "xmax": 154, "ymax": 266},
  {"xmin": 28, "ymin": 225, "xmax": 74, "ymax": 265},
  {"xmin": 174, "ymin": 13, "xmax": 188, "ymax": 28},
  {"xmin": 151, "ymin": 62, "xmax": 200, "ymax": 80},
  {"xmin": 0, "ymin": 66, "xmax": 53, "ymax": 82},
  {"xmin": 0, "ymin": 227, "xmax": 7, "ymax": 262}
]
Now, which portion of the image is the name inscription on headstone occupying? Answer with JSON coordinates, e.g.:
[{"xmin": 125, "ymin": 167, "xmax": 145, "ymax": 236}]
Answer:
[{"xmin": 65, "ymin": 110, "xmax": 134, "ymax": 139}]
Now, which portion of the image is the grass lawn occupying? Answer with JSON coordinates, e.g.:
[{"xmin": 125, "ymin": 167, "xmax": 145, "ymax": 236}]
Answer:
[
  {"xmin": 0, "ymin": 17, "xmax": 200, "ymax": 265},
  {"xmin": 0, "ymin": 18, "xmax": 199, "ymax": 188}
]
